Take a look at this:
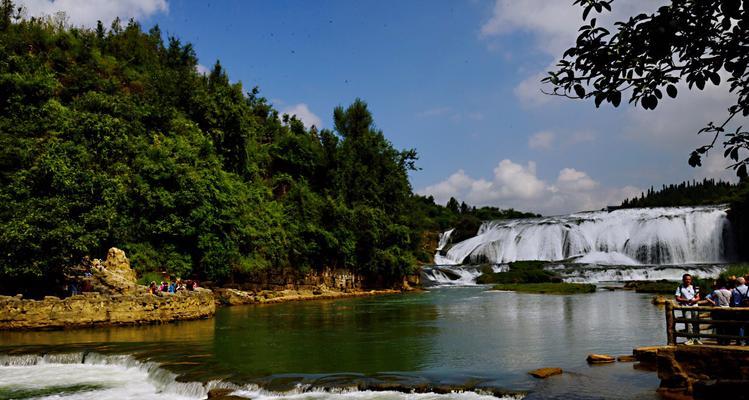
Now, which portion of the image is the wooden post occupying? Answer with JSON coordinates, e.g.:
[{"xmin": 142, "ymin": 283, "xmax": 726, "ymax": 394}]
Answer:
[{"xmin": 666, "ymin": 301, "xmax": 676, "ymax": 345}]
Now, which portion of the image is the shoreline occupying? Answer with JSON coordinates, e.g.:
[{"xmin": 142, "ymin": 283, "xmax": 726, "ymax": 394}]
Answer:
[
  {"xmin": 213, "ymin": 287, "xmax": 413, "ymax": 307},
  {"xmin": 0, "ymin": 286, "xmax": 417, "ymax": 331}
]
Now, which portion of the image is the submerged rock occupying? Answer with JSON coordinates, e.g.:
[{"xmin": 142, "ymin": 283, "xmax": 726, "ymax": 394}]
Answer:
[
  {"xmin": 206, "ymin": 388, "xmax": 244, "ymax": 399},
  {"xmin": 617, "ymin": 355, "xmax": 636, "ymax": 362},
  {"xmin": 528, "ymin": 367, "xmax": 563, "ymax": 378},
  {"xmin": 586, "ymin": 354, "xmax": 615, "ymax": 364}
]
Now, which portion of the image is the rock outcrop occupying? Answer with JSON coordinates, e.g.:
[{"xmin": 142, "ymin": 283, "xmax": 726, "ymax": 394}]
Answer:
[
  {"xmin": 0, "ymin": 248, "xmax": 215, "ymax": 330},
  {"xmin": 0, "ymin": 289, "xmax": 215, "ymax": 330}
]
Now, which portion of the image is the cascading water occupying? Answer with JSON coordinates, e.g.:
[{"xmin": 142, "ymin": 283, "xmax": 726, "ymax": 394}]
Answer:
[
  {"xmin": 0, "ymin": 352, "xmax": 524, "ymax": 400},
  {"xmin": 439, "ymin": 205, "xmax": 733, "ymax": 266},
  {"xmin": 437, "ymin": 229, "xmax": 455, "ymax": 251}
]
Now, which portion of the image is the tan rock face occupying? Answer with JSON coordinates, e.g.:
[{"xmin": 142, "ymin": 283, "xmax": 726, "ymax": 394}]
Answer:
[
  {"xmin": 657, "ymin": 345, "xmax": 749, "ymax": 396},
  {"xmin": 84, "ymin": 247, "xmax": 141, "ymax": 295},
  {"xmin": 528, "ymin": 367, "xmax": 563, "ymax": 378}
]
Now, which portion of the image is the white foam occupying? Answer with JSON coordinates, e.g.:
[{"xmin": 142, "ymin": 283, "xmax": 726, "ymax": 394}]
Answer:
[
  {"xmin": 0, "ymin": 353, "xmax": 523, "ymax": 400},
  {"xmin": 439, "ymin": 205, "xmax": 733, "ymax": 265}
]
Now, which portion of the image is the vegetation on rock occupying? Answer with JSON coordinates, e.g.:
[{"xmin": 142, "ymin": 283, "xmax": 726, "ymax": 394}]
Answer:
[
  {"xmin": 476, "ymin": 261, "xmax": 559, "ymax": 284},
  {"xmin": 492, "ymin": 283, "xmax": 596, "ymax": 295}
]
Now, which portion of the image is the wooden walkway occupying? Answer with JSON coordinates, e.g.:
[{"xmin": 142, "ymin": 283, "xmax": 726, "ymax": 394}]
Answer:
[{"xmin": 665, "ymin": 301, "xmax": 749, "ymax": 345}]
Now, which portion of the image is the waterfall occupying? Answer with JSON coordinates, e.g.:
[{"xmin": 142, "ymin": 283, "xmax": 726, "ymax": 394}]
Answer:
[
  {"xmin": 438, "ymin": 205, "xmax": 734, "ymax": 266},
  {"xmin": 437, "ymin": 229, "xmax": 455, "ymax": 251}
]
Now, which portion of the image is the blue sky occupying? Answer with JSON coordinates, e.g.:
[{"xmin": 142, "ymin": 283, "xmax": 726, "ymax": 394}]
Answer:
[{"xmin": 20, "ymin": 0, "xmax": 743, "ymax": 215}]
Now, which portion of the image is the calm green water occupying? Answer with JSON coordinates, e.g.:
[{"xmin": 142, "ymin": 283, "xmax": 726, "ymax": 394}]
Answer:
[{"xmin": 0, "ymin": 287, "xmax": 665, "ymax": 399}]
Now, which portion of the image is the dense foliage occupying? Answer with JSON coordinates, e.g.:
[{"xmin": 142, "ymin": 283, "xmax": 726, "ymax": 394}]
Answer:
[
  {"xmin": 0, "ymin": 7, "xmax": 508, "ymax": 294},
  {"xmin": 415, "ymin": 196, "xmax": 540, "ymax": 243},
  {"xmin": 619, "ymin": 179, "xmax": 743, "ymax": 208},
  {"xmin": 544, "ymin": 0, "xmax": 749, "ymax": 177},
  {"xmin": 0, "ymin": 4, "xmax": 540, "ymax": 295}
]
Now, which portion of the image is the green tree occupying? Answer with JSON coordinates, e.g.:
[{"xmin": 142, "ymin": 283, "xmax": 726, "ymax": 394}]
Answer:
[{"xmin": 544, "ymin": 0, "xmax": 749, "ymax": 176}]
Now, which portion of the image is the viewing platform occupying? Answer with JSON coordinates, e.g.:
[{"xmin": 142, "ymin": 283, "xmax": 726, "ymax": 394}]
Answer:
[{"xmin": 650, "ymin": 302, "xmax": 749, "ymax": 399}]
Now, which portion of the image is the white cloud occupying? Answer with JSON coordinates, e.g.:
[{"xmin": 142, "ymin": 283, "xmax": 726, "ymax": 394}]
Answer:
[
  {"xmin": 195, "ymin": 64, "xmax": 210, "ymax": 75},
  {"xmin": 569, "ymin": 131, "xmax": 596, "ymax": 144},
  {"xmin": 481, "ymin": 0, "xmax": 746, "ymax": 184},
  {"xmin": 280, "ymin": 103, "xmax": 322, "ymax": 129},
  {"xmin": 418, "ymin": 159, "xmax": 640, "ymax": 215},
  {"xmin": 19, "ymin": 0, "xmax": 168, "ymax": 27},
  {"xmin": 528, "ymin": 131, "xmax": 555, "ymax": 150}
]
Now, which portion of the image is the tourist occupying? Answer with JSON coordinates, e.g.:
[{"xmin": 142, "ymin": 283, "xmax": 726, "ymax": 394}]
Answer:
[
  {"xmin": 160, "ymin": 281, "xmax": 169, "ymax": 292},
  {"xmin": 705, "ymin": 279, "xmax": 732, "ymax": 307},
  {"xmin": 706, "ymin": 279, "xmax": 732, "ymax": 344},
  {"xmin": 675, "ymin": 273, "xmax": 701, "ymax": 345},
  {"xmin": 731, "ymin": 277, "xmax": 749, "ymax": 344},
  {"xmin": 168, "ymin": 280, "xmax": 176, "ymax": 293},
  {"xmin": 148, "ymin": 281, "xmax": 159, "ymax": 295}
]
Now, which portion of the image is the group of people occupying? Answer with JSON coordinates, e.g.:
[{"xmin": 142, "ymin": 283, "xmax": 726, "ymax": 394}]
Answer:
[
  {"xmin": 675, "ymin": 273, "xmax": 749, "ymax": 345},
  {"xmin": 147, "ymin": 278, "xmax": 198, "ymax": 295}
]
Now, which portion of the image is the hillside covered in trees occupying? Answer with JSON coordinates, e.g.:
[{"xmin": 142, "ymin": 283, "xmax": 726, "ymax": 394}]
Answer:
[
  {"xmin": 619, "ymin": 179, "xmax": 745, "ymax": 208},
  {"xmin": 0, "ymin": 5, "xmax": 537, "ymax": 295}
]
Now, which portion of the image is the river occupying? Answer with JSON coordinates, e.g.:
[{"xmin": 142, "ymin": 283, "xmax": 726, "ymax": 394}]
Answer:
[{"xmin": 0, "ymin": 286, "xmax": 665, "ymax": 400}]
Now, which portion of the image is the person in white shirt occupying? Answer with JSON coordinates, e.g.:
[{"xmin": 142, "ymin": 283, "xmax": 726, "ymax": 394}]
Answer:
[
  {"xmin": 675, "ymin": 273, "xmax": 701, "ymax": 345},
  {"xmin": 706, "ymin": 279, "xmax": 732, "ymax": 344}
]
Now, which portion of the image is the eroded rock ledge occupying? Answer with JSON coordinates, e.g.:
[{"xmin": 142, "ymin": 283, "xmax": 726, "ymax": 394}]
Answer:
[{"xmin": 0, "ymin": 248, "xmax": 215, "ymax": 330}]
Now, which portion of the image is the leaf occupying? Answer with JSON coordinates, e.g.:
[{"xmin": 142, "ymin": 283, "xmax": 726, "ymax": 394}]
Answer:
[
  {"xmin": 583, "ymin": 5, "xmax": 592, "ymax": 20},
  {"xmin": 696, "ymin": 76, "xmax": 705, "ymax": 90},
  {"xmin": 731, "ymin": 147, "xmax": 739, "ymax": 161},
  {"xmin": 610, "ymin": 91, "xmax": 622, "ymax": 107},
  {"xmin": 738, "ymin": 164, "xmax": 748, "ymax": 179},
  {"xmin": 594, "ymin": 93, "xmax": 605, "ymax": 108},
  {"xmin": 574, "ymin": 84, "xmax": 586, "ymax": 98},
  {"xmin": 666, "ymin": 84, "xmax": 678, "ymax": 98},
  {"xmin": 688, "ymin": 151, "xmax": 702, "ymax": 167},
  {"xmin": 709, "ymin": 72, "xmax": 721, "ymax": 85}
]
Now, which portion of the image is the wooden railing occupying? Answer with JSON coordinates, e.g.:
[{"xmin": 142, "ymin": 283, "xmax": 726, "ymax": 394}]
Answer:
[{"xmin": 665, "ymin": 301, "xmax": 749, "ymax": 345}]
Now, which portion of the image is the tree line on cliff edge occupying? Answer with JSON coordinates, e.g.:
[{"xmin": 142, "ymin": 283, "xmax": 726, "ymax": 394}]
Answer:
[{"xmin": 0, "ymin": 5, "xmax": 537, "ymax": 295}]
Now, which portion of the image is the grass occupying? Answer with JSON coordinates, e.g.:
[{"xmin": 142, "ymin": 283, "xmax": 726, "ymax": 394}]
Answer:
[
  {"xmin": 625, "ymin": 280, "xmax": 677, "ymax": 294},
  {"xmin": 476, "ymin": 260, "xmax": 560, "ymax": 284},
  {"xmin": 491, "ymin": 282, "xmax": 597, "ymax": 294}
]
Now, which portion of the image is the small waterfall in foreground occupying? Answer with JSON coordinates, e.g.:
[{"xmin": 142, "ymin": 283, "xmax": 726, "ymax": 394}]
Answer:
[
  {"xmin": 0, "ymin": 352, "xmax": 524, "ymax": 400},
  {"xmin": 440, "ymin": 205, "xmax": 733, "ymax": 266}
]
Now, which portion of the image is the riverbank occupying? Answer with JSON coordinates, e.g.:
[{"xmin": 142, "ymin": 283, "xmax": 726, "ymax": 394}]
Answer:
[
  {"xmin": 0, "ymin": 248, "xmax": 415, "ymax": 331},
  {"xmin": 214, "ymin": 287, "xmax": 408, "ymax": 306}
]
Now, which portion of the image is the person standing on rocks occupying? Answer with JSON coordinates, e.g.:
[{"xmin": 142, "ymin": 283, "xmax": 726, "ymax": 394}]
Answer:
[{"xmin": 675, "ymin": 274, "xmax": 701, "ymax": 345}]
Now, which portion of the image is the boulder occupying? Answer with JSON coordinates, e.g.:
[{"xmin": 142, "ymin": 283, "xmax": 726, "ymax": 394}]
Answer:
[
  {"xmin": 586, "ymin": 354, "xmax": 615, "ymax": 364},
  {"xmin": 214, "ymin": 288, "xmax": 256, "ymax": 306},
  {"xmin": 85, "ymin": 248, "xmax": 140, "ymax": 294},
  {"xmin": 528, "ymin": 367, "xmax": 563, "ymax": 378}
]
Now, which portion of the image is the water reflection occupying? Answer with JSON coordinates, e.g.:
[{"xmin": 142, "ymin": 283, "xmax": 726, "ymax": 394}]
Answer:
[{"xmin": 0, "ymin": 287, "xmax": 664, "ymax": 398}]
